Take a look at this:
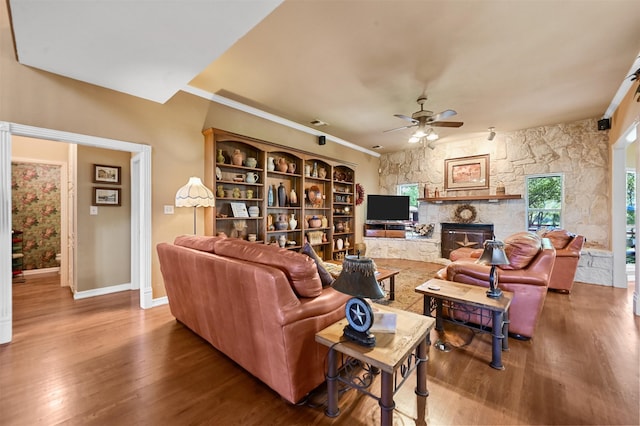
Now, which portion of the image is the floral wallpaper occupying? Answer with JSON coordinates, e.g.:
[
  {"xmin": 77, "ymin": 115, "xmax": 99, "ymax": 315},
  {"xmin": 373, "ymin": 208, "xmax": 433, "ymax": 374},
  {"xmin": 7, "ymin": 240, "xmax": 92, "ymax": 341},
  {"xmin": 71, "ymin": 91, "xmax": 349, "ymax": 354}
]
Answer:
[{"xmin": 11, "ymin": 162, "xmax": 61, "ymax": 270}]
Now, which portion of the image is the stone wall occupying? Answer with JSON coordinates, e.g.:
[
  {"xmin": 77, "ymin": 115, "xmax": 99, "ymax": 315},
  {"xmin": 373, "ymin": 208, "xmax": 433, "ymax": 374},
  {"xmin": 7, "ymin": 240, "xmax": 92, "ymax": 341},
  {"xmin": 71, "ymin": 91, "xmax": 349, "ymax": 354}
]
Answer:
[
  {"xmin": 376, "ymin": 117, "xmax": 613, "ymax": 285},
  {"xmin": 379, "ymin": 117, "xmax": 610, "ymax": 248}
]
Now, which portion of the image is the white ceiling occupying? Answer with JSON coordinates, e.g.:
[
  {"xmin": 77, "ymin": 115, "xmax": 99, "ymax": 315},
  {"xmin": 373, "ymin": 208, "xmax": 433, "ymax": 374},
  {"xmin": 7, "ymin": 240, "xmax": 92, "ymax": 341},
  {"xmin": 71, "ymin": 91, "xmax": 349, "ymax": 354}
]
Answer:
[{"xmin": 9, "ymin": 0, "xmax": 640, "ymax": 154}]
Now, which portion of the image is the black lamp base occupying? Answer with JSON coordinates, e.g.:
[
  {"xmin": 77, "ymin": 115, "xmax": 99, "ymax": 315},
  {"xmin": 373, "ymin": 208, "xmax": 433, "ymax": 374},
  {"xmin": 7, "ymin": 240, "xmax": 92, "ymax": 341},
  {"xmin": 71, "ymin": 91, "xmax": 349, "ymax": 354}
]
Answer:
[
  {"xmin": 486, "ymin": 287, "xmax": 503, "ymax": 299},
  {"xmin": 343, "ymin": 325, "xmax": 376, "ymax": 347}
]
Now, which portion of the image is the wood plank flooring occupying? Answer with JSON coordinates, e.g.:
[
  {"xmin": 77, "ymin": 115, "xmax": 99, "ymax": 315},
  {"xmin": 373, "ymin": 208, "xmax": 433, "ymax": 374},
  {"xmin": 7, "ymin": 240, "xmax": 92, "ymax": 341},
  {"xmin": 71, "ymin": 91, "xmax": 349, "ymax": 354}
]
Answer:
[{"xmin": 1, "ymin": 262, "xmax": 638, "ymax": 425}]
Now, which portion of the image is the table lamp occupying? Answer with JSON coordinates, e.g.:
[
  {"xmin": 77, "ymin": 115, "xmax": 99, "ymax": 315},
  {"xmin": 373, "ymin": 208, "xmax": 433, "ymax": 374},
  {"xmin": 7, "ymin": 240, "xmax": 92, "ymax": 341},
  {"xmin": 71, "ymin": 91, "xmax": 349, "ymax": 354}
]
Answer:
[
  {"xmin": 332, "ymin": 254, "xmax": 385, "ymax": 347},
  {"xmin": 175, "ymin": 177, "xmax": 215, "ymax": 234},
  {"xmin": 476, "ymin": 240, "xmax": 510, "ymax": 299}
]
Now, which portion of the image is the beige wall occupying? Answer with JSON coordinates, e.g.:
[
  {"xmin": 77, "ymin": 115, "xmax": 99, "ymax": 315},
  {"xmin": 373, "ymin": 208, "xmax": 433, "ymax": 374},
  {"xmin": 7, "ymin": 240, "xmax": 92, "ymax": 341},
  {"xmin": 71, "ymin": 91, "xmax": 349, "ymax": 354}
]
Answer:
[
  {"xmin": 77, "ymin": 146, "xmax": 131, "ymax": 291},
  {"xmin": 0, "ymin": 3, "xmax": 379, "ymax": 298}
]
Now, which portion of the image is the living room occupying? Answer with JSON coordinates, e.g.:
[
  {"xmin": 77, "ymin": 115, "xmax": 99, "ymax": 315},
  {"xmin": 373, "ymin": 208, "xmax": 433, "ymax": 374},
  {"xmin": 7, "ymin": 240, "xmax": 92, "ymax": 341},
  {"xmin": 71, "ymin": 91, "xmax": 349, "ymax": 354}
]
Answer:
[{"xmin": 2, "ymin": 1, "xmax": 640, "ymax": 425}]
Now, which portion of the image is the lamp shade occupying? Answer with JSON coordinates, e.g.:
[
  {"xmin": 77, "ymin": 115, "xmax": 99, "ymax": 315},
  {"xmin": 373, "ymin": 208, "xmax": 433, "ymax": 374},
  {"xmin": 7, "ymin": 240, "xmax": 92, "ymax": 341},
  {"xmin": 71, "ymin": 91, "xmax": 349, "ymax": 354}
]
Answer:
[
  {"xmin": 175, "ymin": 177, "xmax": 214, "ymax": 207},
  {"xmin": 332, "ymin": 255, "xmax": 385, "ymax": 299},
  {"xmin": 476, "ymin": 240, "xmax": 510, "ymax": 266}
]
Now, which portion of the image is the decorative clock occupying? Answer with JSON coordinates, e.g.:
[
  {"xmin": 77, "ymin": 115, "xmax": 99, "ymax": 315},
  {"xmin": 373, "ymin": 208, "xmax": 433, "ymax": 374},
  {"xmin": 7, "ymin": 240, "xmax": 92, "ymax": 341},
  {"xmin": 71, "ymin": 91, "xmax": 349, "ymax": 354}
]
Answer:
[{"xmin": 343, "ymin": 297, "xmax": 375, "ymax": 347}]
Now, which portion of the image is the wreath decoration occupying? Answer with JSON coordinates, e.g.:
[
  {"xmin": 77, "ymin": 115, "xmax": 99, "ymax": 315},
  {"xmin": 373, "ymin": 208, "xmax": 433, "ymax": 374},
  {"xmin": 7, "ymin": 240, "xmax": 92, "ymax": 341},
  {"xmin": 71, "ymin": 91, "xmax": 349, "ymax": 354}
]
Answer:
[
  {"xmin": 355, "ymin": 183, "xmax": 365, "ymax": 205},
  {"xmin": 454, "ymin": 204, "xmax": 477, "ymax": 223}
]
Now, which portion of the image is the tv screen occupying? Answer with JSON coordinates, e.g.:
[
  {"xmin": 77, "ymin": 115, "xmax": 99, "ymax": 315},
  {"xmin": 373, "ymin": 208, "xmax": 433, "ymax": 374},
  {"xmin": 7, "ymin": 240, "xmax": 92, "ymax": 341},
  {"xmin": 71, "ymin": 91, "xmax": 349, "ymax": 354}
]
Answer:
[{"xmin": 366, "ymin": 195, "xmax": 410, "ymax": 221}]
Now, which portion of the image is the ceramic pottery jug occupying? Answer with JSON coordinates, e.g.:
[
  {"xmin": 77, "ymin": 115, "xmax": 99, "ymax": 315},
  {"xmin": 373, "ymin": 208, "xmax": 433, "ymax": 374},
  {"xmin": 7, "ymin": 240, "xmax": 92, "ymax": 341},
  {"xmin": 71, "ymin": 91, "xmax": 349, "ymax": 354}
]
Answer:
[
  {"xmin": 245, "ymin": 172, "xmax": 259, "ymax": 183},
  {"xmin": 318, "ymin": 167, "xmax": 327, "ymax": 179},
  {"xmin": 288, "ymin": 162, "xmax": 296, "ymax": 174},
  {"xmin": 267, "ymin": 157, "xmax": 275, "ymax": 172},
  {"xmin": 277, "ymin": 158, "xmax": 288, "ymax": 172},
  {"xmin": 304, "ymin": 164, "xmax": 311, "ymax": 176},
  {"xmin": 290, "ymin": 188, "xmax": 298, "ymax": 205},
  {"xmin": 232, "ymin": 149, "xmax": 243, "ymax": 166}
]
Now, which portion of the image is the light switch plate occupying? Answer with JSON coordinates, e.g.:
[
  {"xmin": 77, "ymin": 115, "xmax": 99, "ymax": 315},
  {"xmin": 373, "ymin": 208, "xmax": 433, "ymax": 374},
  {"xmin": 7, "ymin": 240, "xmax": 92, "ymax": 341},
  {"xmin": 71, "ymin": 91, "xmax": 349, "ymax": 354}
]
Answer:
[
  {"xmin": 164, "ymin": 205, "xmax": 174, "ymax": 214},
  {"xmin": 90, "ymin": 206, "xmax": 98, "ymax": 215}
]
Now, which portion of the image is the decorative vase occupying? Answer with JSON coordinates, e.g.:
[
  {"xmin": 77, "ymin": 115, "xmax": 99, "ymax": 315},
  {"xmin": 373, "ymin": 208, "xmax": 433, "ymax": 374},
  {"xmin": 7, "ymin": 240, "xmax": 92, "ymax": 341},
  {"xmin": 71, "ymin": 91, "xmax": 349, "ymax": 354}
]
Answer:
[
  {"xmin": 217, "ymin": 149, "xmax": 225, "ymax": 164},
  {"xmin": 278, "ymin": 235, "xmax": 286, "ymax": 248},
  {"xmin": 318, "ymin": 167, "xmax": 327, "ymax": 179},
  {"xmin": 288, "ymin": 162, "xmax": 296, "ymax": 174},
  {"xmin": 232, "ymin": 149, "xmax": 243, "ymax": 166},
  {"xmin": 308, "ymin": 216, "xmax": 322, "ymax": 228},
  {"xmin": 267, "ymin": 157, "xmax": 275, "ymax": 172},
  {"xmin": 268, "ymin": 185, "xmax": 274, "ymax": 206},
  {"xmin": 304, "ymin": 164, "xmax": 311, "ymax": 176},
  {"xmin": 321, "ymin": 216, "xmax": 328, "ymax": 228},
  {"xmin": 335, "ymin": 221, "xmax": 344, "ymax": 232},
  {"xmin": 290, "ymin": 189, "xmax": 298, "ymax": 206},
  {"xmin": 232, "ymin": 188, "xmax": 241, "ymax": 198},
  {"xmin": 336, "ymin": 238, "xmax": 344, "ymax": 250},
  {"xmin": 217, "ymin": 185, "xmax": 225, "ymax": 198},
  {"xmin": 245, "ymin": 157, "xmax": 257, "ymax": 168},
  {"xmin": 289, "ymin": 213, "xmax": 297, "ymax": 230},
  {"xmin": 312, "ymin": 162, "xmax": 318, "ymax": 177},
  {"xmin": 248, "ymin": 206, "xmax": 260, "ymax": 217},
  {"xmin": 278, "ymin": 182, "xmax": 286, "ymax": 207}
]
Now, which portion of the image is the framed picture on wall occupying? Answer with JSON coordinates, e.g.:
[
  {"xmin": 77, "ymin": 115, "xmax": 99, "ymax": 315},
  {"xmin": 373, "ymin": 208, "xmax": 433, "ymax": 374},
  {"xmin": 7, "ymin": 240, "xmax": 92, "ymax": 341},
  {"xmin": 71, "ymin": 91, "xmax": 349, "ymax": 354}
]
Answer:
[
  {"xmin": 444, "ymin": 154, "xmax": 490, "ymax": 191},
  {"xmin": 93, "ymin": 164, "xmax": 121, "ymax": 185},
  {"xmin": 93, "ymin": 187, "xmax": 121, "ymax": 206}
]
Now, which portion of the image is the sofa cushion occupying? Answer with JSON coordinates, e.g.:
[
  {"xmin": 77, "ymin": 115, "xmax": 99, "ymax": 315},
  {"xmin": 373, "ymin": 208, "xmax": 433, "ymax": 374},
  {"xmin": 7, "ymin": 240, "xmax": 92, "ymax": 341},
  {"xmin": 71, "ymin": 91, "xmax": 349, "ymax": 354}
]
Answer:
[
  {"xmin": 174, "ymin": 235, "xmax": 224, "ymax": 253},
  {"xmin": 214, "ymin": 239, "xmax": 323, "ymax": 298},
  {"xmin": 501, "ymin": 232, "xmax": 542, "ymax": 270},
  {"xmin": 543, "ymin": 229, "xmax": 574, "ymax": 250},
  {"xmin": 299, "ymin": 243, "xmax": 334, "ymax": 287}
]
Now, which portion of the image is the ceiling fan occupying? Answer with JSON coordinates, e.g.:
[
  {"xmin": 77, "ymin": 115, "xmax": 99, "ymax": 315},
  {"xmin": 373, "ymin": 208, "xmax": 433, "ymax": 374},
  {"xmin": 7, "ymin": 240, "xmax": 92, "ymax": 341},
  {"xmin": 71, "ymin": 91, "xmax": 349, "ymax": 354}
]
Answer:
[{"xmin": 385, "ymin": 96, "xmax": 464, "ymax": 142}]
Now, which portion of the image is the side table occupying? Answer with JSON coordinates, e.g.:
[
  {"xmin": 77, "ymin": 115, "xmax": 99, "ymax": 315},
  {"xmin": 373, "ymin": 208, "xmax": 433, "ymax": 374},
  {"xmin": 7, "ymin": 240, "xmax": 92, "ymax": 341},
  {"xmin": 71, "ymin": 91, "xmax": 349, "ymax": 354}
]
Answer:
[
  {"xmin": 415, "ymin": 278, "xmax": 512, "ymax": 370},
  {"xmin": 315, "ymin": 304, "xmax": 435, "ymax": 426}
]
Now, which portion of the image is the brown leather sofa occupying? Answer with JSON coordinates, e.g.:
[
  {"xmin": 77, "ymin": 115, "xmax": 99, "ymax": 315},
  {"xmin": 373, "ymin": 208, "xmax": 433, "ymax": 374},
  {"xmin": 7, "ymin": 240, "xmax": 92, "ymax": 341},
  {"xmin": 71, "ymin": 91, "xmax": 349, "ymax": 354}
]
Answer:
[
  {"xmin": 438, "ymin": 232, "xmax": 556, "ymax": 339},
  {"xmin": 542, "ymin": 229, "xmax": 585, "ymax": 293},
  {"xmin": 157, "ymin": 235, "xmax": 349, "ymax": 404}
]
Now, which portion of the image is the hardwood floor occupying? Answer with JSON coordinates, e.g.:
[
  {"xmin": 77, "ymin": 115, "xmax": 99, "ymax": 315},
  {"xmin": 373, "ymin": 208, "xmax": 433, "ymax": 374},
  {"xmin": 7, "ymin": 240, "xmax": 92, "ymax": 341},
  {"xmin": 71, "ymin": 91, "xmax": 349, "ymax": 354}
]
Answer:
[{"xmin": 1, "ymin": 264, "xmax": 638, "ymax": 426}]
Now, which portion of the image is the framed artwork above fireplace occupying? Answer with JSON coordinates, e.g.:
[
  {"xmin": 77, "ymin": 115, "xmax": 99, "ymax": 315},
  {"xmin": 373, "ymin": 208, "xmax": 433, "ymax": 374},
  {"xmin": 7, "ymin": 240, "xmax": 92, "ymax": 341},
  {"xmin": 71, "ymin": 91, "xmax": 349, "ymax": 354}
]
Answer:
[{"xmin": 444, "ymin": 154, "xmax": 489, "ymax": 191}]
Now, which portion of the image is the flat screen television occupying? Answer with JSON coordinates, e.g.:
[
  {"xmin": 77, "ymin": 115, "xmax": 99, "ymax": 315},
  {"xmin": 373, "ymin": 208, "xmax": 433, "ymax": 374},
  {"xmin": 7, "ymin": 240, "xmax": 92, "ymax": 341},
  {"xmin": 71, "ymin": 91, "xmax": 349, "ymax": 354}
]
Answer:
[{"xmin": 366, "ymin": 195, "xmax": 410, "ymax": 222}]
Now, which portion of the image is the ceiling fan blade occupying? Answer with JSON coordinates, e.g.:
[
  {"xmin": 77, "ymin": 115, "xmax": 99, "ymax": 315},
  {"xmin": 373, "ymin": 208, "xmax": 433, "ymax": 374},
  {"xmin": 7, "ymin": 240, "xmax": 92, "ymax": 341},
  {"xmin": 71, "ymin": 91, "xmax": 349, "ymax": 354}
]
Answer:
[
  {"xmin": 383, "ymin": 124, "xmax": 417, "ymax": 133},
  {"xmin": 429, "ymin": 109, "xmax": 457, "ymax": 122},
  {"xmin": 394, "ymin": 114, "xmax": 418, "ymax": 124},
  {"xmin": 431, "ymin": 121, "xmax": 464, "ymax": 128}
]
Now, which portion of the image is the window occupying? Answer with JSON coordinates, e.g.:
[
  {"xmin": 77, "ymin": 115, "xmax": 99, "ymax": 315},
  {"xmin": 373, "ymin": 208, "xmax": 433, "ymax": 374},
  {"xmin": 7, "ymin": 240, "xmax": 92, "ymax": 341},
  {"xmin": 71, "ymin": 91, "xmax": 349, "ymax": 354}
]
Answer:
[
  {"xmin": 525, "ymin": 174, "xmax": 563, "ymax": 231},
  {"xmin": 397, "ymin": 183, "xmax": 419, "ymax": 221}
]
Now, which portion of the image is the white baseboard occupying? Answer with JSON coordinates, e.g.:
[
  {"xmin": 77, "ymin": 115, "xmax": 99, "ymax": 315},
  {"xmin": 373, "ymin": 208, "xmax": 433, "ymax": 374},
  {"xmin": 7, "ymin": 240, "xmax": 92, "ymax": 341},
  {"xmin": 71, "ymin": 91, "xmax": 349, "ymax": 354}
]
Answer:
[
  {"xmin": 23, "ymin": 267, "xmax": 60, "ymax": 276},
  {"xmin": 152, "ymin": 296, "xmax": 168, "ymax": 307},
  {"xmin": 73, "ymin": 283, "xmax": 132, "ymax": 300}
]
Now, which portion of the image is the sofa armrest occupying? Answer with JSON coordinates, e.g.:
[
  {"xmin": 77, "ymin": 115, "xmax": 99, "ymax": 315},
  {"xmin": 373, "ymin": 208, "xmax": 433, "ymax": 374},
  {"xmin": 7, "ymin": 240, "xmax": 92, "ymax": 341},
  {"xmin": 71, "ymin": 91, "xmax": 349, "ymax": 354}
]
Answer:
[
  {"xmin": 556, "ymin": 235, "xmax": 585, "ymax": 258},
  {"xmin": 279, "ymin": 288, "xmax": 349, "ymax": 326}
]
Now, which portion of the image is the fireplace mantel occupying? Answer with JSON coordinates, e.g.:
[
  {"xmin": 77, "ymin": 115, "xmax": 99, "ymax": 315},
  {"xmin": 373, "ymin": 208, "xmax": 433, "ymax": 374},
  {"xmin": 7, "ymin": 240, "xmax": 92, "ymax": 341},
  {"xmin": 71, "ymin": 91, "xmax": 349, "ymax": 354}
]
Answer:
[{"xmin": 419, "ymin": 194, "xmax": 521, "ymax": 203}]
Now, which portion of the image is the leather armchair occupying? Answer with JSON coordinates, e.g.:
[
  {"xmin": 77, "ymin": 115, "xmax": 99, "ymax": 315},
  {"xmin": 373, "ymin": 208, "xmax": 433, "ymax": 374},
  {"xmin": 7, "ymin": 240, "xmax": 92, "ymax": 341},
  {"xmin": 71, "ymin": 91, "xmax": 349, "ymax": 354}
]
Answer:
[
  {"xmin": 438, "ymin": 232, "xmax": 556, "ymax": 339},
  {"xmin": 542, "ymin": 229, "xmax": 585, "ymax": 293}
]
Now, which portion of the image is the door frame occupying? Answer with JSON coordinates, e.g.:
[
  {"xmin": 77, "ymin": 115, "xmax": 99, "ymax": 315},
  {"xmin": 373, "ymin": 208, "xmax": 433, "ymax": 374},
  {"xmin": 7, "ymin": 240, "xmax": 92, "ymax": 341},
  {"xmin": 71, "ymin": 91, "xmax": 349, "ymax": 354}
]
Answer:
[{"xmin": 0, "ymin": 122, "xmax": 153, "ymax": 344}]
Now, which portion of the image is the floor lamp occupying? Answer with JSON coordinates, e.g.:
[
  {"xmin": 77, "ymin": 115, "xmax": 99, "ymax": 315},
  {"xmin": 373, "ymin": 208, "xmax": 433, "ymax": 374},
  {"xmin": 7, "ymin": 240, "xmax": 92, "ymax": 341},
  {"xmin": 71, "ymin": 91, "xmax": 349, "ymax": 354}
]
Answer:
[{"xmin": 175, "ymin": 177, "xmax": 215, "ymax": 234}]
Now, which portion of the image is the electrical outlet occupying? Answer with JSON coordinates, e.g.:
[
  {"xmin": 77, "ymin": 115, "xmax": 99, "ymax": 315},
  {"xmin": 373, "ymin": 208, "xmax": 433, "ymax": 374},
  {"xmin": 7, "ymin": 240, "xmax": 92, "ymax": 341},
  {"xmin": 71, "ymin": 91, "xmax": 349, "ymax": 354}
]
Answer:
[
  {"xmin": 164, "ymin": 205, "xmax": 174, "ymax": 214},
  {"xmin": 90, "ymin": 206, "xmax": 98, "ymax": 215}
]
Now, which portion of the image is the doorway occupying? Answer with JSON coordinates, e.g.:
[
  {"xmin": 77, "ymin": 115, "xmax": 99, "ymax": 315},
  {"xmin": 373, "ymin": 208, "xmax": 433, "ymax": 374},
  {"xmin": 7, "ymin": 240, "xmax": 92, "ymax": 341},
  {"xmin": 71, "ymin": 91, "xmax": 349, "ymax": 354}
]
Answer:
[{"xmin": 1, "ymin": 122, "xmax": 153, "ymax": 344}]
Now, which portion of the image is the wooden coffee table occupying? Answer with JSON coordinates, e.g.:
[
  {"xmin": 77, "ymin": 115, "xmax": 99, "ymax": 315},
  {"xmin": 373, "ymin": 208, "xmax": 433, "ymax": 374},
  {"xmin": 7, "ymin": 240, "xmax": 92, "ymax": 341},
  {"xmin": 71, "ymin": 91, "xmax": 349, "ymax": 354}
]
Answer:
[
  {"xmin": 375, "ymin": 267, "xmax": 400, "ymax": 300},
  {"xmin": 415, "ymin": 278, "xmax": 513, "ymax": 370},
  {"xmin": 315, "ymin": 304, "xmax": 435, "ymax": 426}
]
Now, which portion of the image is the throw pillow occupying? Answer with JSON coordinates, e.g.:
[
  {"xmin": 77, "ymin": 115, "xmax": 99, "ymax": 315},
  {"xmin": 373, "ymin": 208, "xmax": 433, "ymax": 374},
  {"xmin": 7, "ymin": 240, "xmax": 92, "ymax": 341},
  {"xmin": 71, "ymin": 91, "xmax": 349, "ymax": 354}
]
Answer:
[{"xmin": 300, "ymin": 243, "xmax": 334, "ymax": 287}]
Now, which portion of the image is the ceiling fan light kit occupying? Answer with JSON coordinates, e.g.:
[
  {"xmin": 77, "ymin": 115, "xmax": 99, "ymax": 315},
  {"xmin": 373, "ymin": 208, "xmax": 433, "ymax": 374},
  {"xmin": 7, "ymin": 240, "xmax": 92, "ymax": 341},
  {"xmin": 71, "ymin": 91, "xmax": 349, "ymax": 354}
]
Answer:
[{"xmin": 385, "ymin": 95, "xmax": 463, "ymax": 144}]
